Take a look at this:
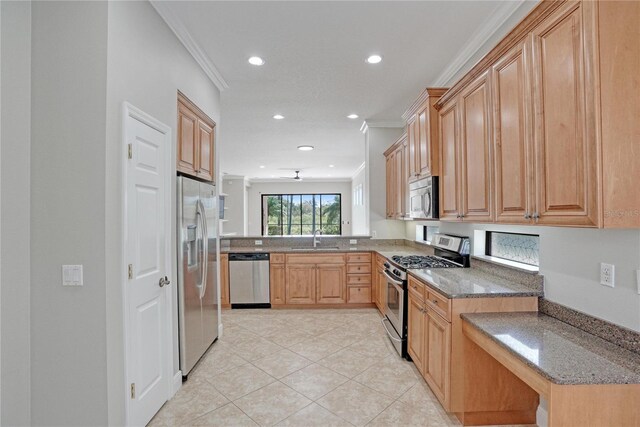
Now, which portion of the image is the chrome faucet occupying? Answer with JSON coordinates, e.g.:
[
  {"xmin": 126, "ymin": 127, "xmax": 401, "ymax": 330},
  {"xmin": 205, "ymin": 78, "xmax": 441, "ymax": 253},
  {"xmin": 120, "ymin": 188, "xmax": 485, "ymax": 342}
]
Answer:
[{"xmin": 313, "ymin": 229, "xmax": 322, "ymax": 248}]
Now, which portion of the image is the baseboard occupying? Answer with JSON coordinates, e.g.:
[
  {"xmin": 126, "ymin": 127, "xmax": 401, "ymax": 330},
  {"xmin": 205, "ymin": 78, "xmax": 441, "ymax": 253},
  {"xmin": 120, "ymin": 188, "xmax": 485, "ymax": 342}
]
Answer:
[{"xmin": 172, "ymin": 371, "xmax": 182, "ymax": 397}]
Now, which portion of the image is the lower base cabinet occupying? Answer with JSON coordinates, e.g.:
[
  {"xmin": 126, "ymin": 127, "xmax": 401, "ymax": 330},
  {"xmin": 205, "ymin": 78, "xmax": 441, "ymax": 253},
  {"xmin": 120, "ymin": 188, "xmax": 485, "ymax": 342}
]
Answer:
[
  {"xmin": 270, "ymin": 261, "xmax": 286, "ymax": 305},
  {"xmin": 317, "ymin": 264, "xmax": 347, "ymax": 304},
  {"xmin": 347, "ymin": 286, "xmax": 371, "ymax": 303},
  {"xmin": 220, "ymin": 253, "xmax": 230, "ymax": 308},
  {"xmin": 407, "ymin": 275, "xmax": 538, "ymax": 414},
  {"xmin": 286, "ymin": 264, "xmax": 317, "ymax": 304}
]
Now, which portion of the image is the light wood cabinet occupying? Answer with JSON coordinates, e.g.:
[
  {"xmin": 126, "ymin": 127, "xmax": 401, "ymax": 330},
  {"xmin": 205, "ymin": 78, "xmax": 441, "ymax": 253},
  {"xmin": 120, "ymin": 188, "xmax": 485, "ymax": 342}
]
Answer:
[
  {"xmin": 435, "ymin": 0, "xmax": 639, "ymax": 229},
  {"xmin": 460, "ymin": 72, "xmax": 493, "ymax": 222},
  {"xmin": 404, "ymin": 88, "xmax": 448, "ymax": 181},
  {"xmin": 384, "ymin": 133, "xmax": 409, "ymax": 219},
  {"xmin": 424, "ymin": 307, "xmax": 451, "ymax": 405},
  {"xmin": 407, "ymin": 291, "xmax": 425, "ymax": 374},
  {"xmin": 270, "ymin": 264, "xmax": 286, "ymax": 305},
  {"xmin": 439, "ymin": 72, "xmax": 494, "ymax": 223},
  {"xmin": 285, "ymin": 264, "xmax": 316, "ymax": 304},
  {"xmin": 530, "ymin": 2, "xmax": 597, "ymax": 226},
  {"xmin": 492, "ymin": 42, "xmax": 533, "ymax": 224},
  {"xmin": 220, "ymin": 253, "xmax": 229, "ymax": 308},
  {"xmin": 316, "ymin": 264, "xmax": 346, "ymax": 304},
  {"xmin": 438, "ymin": 99, "xmax": 462, "ymax": 222},
  {"xmin": 177, "ymin": 92, "xmax": 216, "ymax": 183}
]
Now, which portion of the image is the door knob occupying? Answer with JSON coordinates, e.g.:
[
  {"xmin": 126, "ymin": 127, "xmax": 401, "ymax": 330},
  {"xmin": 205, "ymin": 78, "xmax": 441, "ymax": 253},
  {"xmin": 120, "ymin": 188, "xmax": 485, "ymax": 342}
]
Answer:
[{"xmin": 159, "ymin": 276, "xmax": 171, "ymax": 287}]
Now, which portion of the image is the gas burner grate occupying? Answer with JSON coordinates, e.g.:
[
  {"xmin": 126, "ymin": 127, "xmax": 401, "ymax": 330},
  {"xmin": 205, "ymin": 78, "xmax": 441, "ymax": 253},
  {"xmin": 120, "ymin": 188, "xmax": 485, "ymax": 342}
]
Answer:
[{"xmin": 391, "ymin": 255, "xmax": 461, "ymax": 269}]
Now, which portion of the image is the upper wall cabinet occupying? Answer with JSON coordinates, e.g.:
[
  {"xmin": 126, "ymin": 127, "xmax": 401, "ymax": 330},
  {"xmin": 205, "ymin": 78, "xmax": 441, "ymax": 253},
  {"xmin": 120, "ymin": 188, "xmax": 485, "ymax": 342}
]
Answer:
[
  {"xmin": 384, "ymin": 133, "xmax": 409, "ymax": 219},
  {"xmin": 438, "ymin": 73, "xmax": 493, "ymax": 223},
  {"xmin": 435, "ymin": 0, "xmax": 640, "ymax": 228},
  {"xmin": 177, "ymin": 92, "xmax": 216, "ymax": 183},
  {"xmin": 403, "ymin": 88, "xmax": 448, "ymax": 181}
]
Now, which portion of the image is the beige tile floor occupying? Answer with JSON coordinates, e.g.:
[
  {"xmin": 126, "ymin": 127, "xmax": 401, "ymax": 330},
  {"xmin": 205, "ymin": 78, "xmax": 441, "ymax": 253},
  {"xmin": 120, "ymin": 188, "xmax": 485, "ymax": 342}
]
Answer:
[{"xmin": 148, "ymin": 308, "xmax": 476, "ymax": 426}]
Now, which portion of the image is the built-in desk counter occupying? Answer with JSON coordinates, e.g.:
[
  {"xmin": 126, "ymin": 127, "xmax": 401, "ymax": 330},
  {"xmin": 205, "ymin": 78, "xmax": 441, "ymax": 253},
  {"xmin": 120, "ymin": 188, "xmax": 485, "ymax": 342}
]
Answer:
[{"xmin": 460, "ymin": 312, "xmax": 640, "ymax": 426}]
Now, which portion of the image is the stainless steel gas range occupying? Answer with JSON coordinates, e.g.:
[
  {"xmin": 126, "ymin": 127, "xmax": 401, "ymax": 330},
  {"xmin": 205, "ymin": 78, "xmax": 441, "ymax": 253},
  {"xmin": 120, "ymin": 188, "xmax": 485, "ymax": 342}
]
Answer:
[{"xmin": 381, "ymin": 234, "xmax": 470, "ymax": 358}]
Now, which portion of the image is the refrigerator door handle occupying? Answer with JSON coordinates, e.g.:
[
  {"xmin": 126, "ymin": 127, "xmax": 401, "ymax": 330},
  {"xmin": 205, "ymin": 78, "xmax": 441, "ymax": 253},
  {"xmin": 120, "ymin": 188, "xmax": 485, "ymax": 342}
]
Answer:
[
  {"xmin": 199, "ymin": 199, "xmax": 208, "ymax": 300},
  {"xmin": 195, "ymin": 201, "xmax": 205, "ymax": 298}
]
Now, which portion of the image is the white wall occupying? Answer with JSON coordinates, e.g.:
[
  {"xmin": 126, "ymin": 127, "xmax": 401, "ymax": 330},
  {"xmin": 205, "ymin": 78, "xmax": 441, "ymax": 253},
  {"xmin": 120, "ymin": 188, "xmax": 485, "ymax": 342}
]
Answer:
[
  {"xmin": 30, "ymin": 2, "xmax": 109, "ymax": 425},
  {"xmin": 365, "ymin": 126, "xmax": 405, "ymax": 239},
  {"xmin": 222, "ymin": 178, "xmax": 248, "ymax": 236},
  {"xmin": 104, "ymin": 1, "xmax": 222, "ymax": 424},
  {"xmin": 405, "ymin": 221, "xmax": 640, "ymax": 332},
  {"xmin": 1, "ymin": 2, "xmax": 31, "ymax": 425},
  {"xmin": 351, "ymin": 163, "xmax": 367, "ymax": 235},
  {"xmin": 246, "ymin": 181, "xmax": 352, "ymax": 236}
]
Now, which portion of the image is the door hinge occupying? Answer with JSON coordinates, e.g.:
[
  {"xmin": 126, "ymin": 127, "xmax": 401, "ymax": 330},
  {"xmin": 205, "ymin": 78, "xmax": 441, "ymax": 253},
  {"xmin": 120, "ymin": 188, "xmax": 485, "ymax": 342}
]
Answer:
[
  {"xmin": 127, "ymin": 143, "xmax": 132, "ymax": 159},
  {"xmin": 128, "ymin": 264, "xmax": 133, "ymax": 280},
  {"xmin": 130, "ymin": 382, "xmax": 136, "ymax": 399}
]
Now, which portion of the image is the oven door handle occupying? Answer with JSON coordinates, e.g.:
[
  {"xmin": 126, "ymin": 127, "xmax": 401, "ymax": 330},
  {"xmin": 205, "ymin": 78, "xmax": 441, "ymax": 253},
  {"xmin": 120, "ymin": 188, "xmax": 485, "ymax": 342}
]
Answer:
[
  {"xmin": 383, "ymin": 270, "xmax": 404, "ymax": 286},
  {"xmin": 381, "ymin": 317, "xmax": 403, "ymax": 342}
]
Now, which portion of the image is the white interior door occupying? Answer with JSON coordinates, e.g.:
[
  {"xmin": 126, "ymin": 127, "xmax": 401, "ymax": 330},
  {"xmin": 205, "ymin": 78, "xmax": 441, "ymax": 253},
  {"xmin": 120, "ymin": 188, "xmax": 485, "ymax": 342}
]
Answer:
[{"xmin": 124, "ymin": 104, "xmax": 172, "ymax": 427}]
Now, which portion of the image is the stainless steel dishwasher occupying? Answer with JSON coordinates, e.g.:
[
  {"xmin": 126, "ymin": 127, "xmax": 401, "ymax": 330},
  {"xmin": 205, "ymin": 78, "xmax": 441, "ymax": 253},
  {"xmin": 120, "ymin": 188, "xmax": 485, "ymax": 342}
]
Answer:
[{"xmin": 228, "ymin": 253, "xmax": 271, "ymax": 308}]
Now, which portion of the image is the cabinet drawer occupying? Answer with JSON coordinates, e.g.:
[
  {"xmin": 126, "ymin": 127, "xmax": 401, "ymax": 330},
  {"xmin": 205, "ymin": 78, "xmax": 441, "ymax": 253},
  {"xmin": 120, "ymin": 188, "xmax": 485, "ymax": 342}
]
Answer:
[
  {"xmin": 270, "ymin": 253, "xmax": 285, "ymax": 264},
  {"xmin": 286, "ymin": 254, "xmax": 346, "ymax": 264},
  {"xmin": 426, "ymin": 289, "xmax": 451, "ymax": 321},
  {"xmin": 347, "ymin": 263, "xmax": 371, "ymax": 274},
  {"xmin": 347, "ymin": 253, "xmax": 372, "ymax": 263},
  {"xmin": 347, "ymin": 286, "xmax": 371, "ymax": 303},
  {"xmin": 408, "ymin": 276, "xmax": 425, "ymax": 302},
  {"xmin": 347, "ymin": 274, "xmax": 371, "ymax": 285}
]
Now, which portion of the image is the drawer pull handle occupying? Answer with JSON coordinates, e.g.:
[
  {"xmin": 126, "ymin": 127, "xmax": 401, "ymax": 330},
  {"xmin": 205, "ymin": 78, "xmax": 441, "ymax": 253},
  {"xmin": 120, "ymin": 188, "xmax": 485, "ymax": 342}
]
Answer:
[{"xmin": 432, "ymin": 300, "xmax": 438, "ymax": 305}]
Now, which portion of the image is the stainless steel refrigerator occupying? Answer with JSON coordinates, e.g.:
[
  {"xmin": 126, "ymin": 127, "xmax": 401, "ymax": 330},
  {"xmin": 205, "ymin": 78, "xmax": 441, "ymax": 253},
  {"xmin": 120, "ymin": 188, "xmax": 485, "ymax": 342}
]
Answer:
[{"xmin": 177, "ymin": 176, "xmax": 218, "ymax": 377}]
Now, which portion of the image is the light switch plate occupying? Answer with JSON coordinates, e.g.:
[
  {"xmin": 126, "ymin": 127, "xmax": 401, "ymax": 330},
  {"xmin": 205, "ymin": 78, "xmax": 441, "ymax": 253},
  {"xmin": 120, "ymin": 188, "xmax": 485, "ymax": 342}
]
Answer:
[
  {"xmin": 254, "ymin": 240, "xmax": 263, "ymax": 246},
  {"xmin": 62, "ymin": 265, "xmax": 83, "ymax": 286},
  {"xmin": 350, "ymin": 239, "xmax": 357, "ymax": 245}
]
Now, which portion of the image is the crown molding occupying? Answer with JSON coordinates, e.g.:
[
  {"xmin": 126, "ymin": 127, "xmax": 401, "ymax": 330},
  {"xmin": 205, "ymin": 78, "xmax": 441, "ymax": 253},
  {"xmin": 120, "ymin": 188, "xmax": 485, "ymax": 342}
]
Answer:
[
  {"xmin": 360, "ymin": 120, "xmax": 405, "ymax": 134},
  {"xmin": 432, "ymin": 0, "xmax": 529, "ymax": 87},
  {"xmin": 401, "ymin": 88, "xmax": 449, "ymax": 122},
  {"xmin": 151, "ymin": 1, "xmax": 229, "ymax": 91}
]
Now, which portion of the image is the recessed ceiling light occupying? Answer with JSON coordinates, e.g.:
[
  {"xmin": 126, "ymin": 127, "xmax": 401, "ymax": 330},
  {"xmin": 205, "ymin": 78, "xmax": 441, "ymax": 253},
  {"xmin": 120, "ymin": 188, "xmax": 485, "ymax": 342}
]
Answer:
[
  {"xmin": 248, "ymin": 56, "xmax": 265, "ymax": 66},
  {"xmin": 347, "ymin": 114, "xmax": 359, "ymax": 119},
  {"xmin": 273, "ymin": 114, "xmax": 285, "ymax": 120},
  {"xmin": 329, "ymin": 164, "xmax": 335, "ymax": 168},
  {"xmin": 366, "ymin": 55, "xmax": 382, "ymax": 64},
  {"xmin": 297, "ymin": 145, "xmax": 314, "ymax": 151},
  {"xmin": 259, "ymin": 165, "xmax": 265, "ymax": 169}
]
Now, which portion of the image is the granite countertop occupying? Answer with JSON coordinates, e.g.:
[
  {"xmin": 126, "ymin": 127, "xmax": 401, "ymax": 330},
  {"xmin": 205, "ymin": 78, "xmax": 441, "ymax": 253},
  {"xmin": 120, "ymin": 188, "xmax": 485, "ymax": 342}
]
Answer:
[
  {"xmin": 409, "ymin": 268, "xmax": 543, "ymax": 299},
  {"xmin": 221, "ymin": 245, "xmax": 431, "ymax": 255},
  {"xmin": 462, "ymin": 312, "xmax": 640, "ymax": 385}
]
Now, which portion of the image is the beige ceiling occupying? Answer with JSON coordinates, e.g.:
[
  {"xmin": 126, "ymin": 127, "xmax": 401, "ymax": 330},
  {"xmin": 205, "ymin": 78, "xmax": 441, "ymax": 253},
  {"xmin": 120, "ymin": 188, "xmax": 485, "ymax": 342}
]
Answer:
[{"xmin": 154, "ymin": 1, "xmax": 535, "ymax": 180}]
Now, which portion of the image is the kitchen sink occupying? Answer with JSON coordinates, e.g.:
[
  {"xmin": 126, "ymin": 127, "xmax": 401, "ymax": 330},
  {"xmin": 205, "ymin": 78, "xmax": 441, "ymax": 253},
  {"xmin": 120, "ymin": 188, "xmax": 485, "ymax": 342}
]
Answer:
[{"xmin": 289, "ymin": 246, "xmax": 341, "ymax": 251}]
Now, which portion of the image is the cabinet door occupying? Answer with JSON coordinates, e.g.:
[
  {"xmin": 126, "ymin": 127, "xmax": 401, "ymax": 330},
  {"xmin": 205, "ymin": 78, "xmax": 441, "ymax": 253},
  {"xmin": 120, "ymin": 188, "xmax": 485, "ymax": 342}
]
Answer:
[
  {"xmin": 177, "ymin": 101, "xmax": 198, "ymax": 175},
  {"xmin": 407, "ymin": 116, "xmax": 418, "ymax": 179},
  {"xmin": 220, "ymin": 253, "xmax": 229, "ymax": 306},
  {"xmin": 460, "ymin": 71, "xmax": 493, "ymax": 222},
  {"xmin": 286, "ymin": 264, "xmax": 316, "ymax": 304},
  {"xmin": 316, "ymin": 264, "xmax": 346, "ymax": 304},
  {"xmin": 407, "ymin": 293, "xmax": 425, "ymax": 374},
  {"xmin": 492, "ymin": 43, "xmax": 533, "ymax": 224},
  {"xmin": 530, "ymin": 2, "xmax": 597, "ymax": 226},
  {"xmin": 197, "ymin": 119, "xmax": 215, "ymax": 182},
  {"xmin": 270, "ymin": 264, "xmax": 286, "ymax": 305},
  {"xmin": 424, "ymin": 309, "xmax": 451, "ymax": 406},
  {"xmin": 385, "ymin": 152, "xmax": 395, "ymax": 218},
  {"xmin": 395, "ymin": 145, "xmax": 405, "ymax": 219},
  {"xmin": 418, "ymin": 107, "xmax": 430, "ymax": 176},
  {"xmin": 438, "ymin": 100, "xmax": 461, "ymax": 221}
]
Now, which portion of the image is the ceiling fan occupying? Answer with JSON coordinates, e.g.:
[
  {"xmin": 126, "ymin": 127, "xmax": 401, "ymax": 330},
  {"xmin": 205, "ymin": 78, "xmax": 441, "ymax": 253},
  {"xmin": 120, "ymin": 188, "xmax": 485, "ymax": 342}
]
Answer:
[{"xmin": 280, "ymin": 170, "xmax": 303, "ymax": 181}]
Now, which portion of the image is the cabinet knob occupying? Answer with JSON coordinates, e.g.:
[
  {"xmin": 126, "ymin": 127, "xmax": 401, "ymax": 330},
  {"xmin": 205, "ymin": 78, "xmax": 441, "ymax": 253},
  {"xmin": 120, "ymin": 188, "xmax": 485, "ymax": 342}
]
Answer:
[
  {"xmin": 456, "ymin": 214, "xmax": 461, "ymax": 218},
  {"xmin": 524, "ymin": 213, "xmax": 531, "ymax": 219}
]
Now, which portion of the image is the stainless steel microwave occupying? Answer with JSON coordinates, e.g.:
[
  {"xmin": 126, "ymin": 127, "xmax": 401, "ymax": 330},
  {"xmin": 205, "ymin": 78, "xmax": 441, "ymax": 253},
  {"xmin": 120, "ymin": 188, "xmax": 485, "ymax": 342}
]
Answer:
[{"xmin": 409, "ymin": 176, "xmax": 439, "ymax": 220}]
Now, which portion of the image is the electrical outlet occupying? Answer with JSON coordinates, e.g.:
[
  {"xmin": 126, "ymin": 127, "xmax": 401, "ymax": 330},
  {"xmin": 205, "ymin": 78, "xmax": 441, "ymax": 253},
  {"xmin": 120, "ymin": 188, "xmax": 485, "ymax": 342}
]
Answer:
[
  {"xmin": 62, "ymin": 265, "xmax": 83, "ymax": 286},
  {"xmin": 600, "ymin": 263, "xmax": 615, "ymax": 288},
  {"xmin": 372, "ymin": 231, "xmax": 377, "ymax": 238},
  {"xmin": 254, "ymin": 240, "xmax": 262, "ymax": 246},
  {"xmin": 350, "ymin": 239, "xmax": 357, "ymax": 245}
]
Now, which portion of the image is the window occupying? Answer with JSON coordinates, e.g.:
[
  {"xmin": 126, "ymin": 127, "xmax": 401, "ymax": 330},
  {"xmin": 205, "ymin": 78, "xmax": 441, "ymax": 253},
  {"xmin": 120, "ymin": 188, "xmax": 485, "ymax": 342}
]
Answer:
[
  {"xmin": 486, "ymin": 231, "xmax": 540, "ymax": 267},
  {"xmin": 262, "ymin": 194, "xmax": 342, "ymax": 236}
]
